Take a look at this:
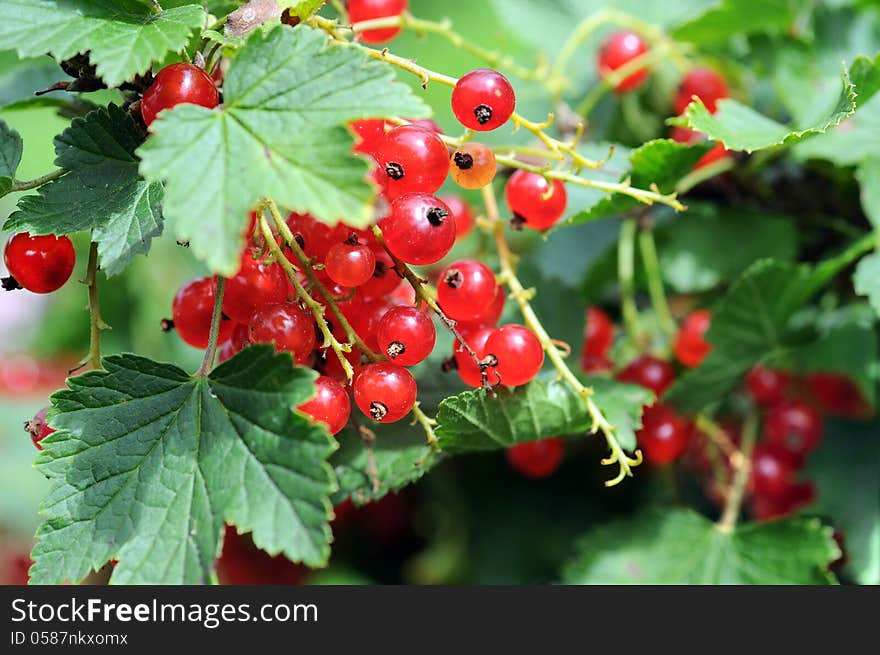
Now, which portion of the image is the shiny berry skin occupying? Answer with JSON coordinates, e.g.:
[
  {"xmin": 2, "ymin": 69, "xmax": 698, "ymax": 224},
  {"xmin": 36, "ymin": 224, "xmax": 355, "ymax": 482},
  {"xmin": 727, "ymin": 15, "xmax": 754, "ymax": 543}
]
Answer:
[
  {"xmin": 674, "ymin": 67, "xmax": 729, "ymax": 115},
  {"xmin": 322, "ymin": 345, "xmax": 362, "ymax": 382},
  {"xmin": 379, "ymin": 193, "xmax": 455, "ymax": 265},
  {"xmin": 222, "ymin": 249, "xmax": 288, "ymax": 323},
  {"xmin": 347, "ymin": 0, "xmax": 407, "ymax": 44},
  {"xmin": 806, "ymin": 372, "xmax": 870, "ymax": 418},
  {"xmin": 749, "ymin": 445, "xmax": 796, "ymax": 498},
  {"xmin": 451, "ymin": 69, "xmax": 516, "ymax": 131},
  {"xmin": 347, "ymin": 297, "xmax": 392, "ymax": 353},
  {"xmin": 353, "ymin": 362, "xmax": 417, "ymax": 422},
  {"xmin": 459, "ymin": 284, "xmax": 505, "ymax": 329},
  {"xmin": 450, "ymin": 142, "xmax": 497, "ymax": 190},
  {"xmin": 453, "ymin": 325, "xmax": 493, "ymax": 388},
  {"xmin": 505, "ymin": 170, "xmax": 567, "ymax": 230},
  {"xmin": 3, "ymin": 233, "xmax": 75, "ymax": 294},
  {"xmin": 248, "ymin": 302, "xmax": 317, "ymax": 364},
  {"xmin": 350, "ymin": 118, "xmax": 388, "ymax": 155},
  {"xmin": 410, "ymin": 118, "xmax": 442, "ymax": 134},
  {"xmin": 583, "ymin": 306, "xmax": 614, "ymax": 358},
  {"xmin": 617, "ymin": 355, "xmax": 675, "ymax": 397},
  {"xmin": 437, "ymin": 259, "xmax": 497, "ymax": 322},
  {"xmin": 596, "ymin": 31, "xmax": 649, "ymax": 93},
  {"xmin": 141, "ymin": 63, "xmax": 218, "ymax": 127},
  {"xmin": 506, "ymin": 438, "xmax": 564, "ymax": 479},
  {"xmin": 440, "ymin": 194, "xmax": 475, "ymax": 238},
  {"xmin": 358, "ymin": 246, "xmax": 399, "ymax": 297},
  {"xmin": 375, "ymin": 125, "xmax": 449, "ymax": 199},
  {"xmin": 745, "ymin": 366, "xmax": 789, "ymax": 406},
  {"xmin": 297, "ymin": 375, "xmax": 351, "ymax": 435},
  {"xmin": 218, "ymin": 323, "xmax": 250, "ymax": 363},
  {"xmin": 172, "ymin": 277, "xmax": 235, "ymax": 348},
  {"xmin": 324, "ymin": 238, "xmax": 376, "ymax": 288},
  {"xmin": 484, "ymin": 324, "xmax": 544, "ymax": 387},
  {"xmin": 636, "ymin": 403, "xmax": 692, "ymax": 465},
  {"xmin": 674, "ymin": 309, "xmax": 712, "ymax": 368},
  {"xmin": 376, "ymin": 305, "xmax": 436, "ymax": 366},
  {"xmin": 26, "ymin": 407, "xmax": 55, "ymax": 450},
  {"xmin": 763, "ymin": 401, "xmax": 823, "ymax": 462}
]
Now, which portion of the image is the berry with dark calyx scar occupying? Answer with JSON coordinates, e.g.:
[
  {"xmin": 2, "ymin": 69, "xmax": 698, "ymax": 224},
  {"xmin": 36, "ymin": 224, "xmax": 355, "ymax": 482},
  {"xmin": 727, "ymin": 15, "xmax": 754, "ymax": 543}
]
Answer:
[
  {"xmin": 324, "ymin": 236, "xmax": 376, "ymax": 288},
  {"xmin": 674, "ymin": 309, "xmax": 712, "ymax": 368},
  {"xmin": 375, "ymin": 125, "xmax": 449, "ymax": 199},
  {"xmin": 437, "ymin": 259, "xmax": 498, "ymax": 322},
  {"xmin": 3, "ymin": 233, "xmax": 75, "ymax": 294},
  {"xmin": 378, "ymin": 193, "xmax": 455, "ymax": 265},
  {"xmin": 25, "ymin": 407, "xmax": 55, "ymax": 450},
  {"xmin": 297, "ymin": 375, "xmax": 351, "ymax": 435},
  {"xmin": 745, "ymin": 366, "xmax": 789, "ymax": 406},
  {"xmin": 172, "ymin": 277, "xmax": 235, "ymax": 348},
  {"xmin": 358, "ymin": 246, "xmax": 400, "ymax": 298},
  {"xmin": 441, "ymin": 194, "xmax": 475, "ymax": 238},
  {"xmin": 484, "ymin": 324, "xmax": 544, "ymax": 387},
  {"xmin": 597, "ymin": 31, "xmax": 650, "ymax": 93},
  {"xmin": 450, "ymin": 142, "xmax": 497, "ymax": 190},
  {"xmin": 249, "ymin": 302, "xmax": 317, "ymax": 364},
  {"xmin": 505, "ymin": 170, "xmax": 567, "ymax": 230},
  {"xmin": 222, "ymin": 249, "xmax": 288, "ymax": 323},
  {"xmin": 451, "ymin": 69, "xmax": 516, "ymax": 131},
  {"xmin": 636, "ymin": 403, "xmax": 692, "ymax": 464},
  {"xmin": 674, "ymin": 66, "xmax": 728, "ymax": 115},
  {"xmin": 347, "ymin": 0, "xmax": 408, "ymax": 44},
  {"xmin": 763, "ymin": 401, "xmax": 823, "ymax": 463},
  {"xmin": 141, "ymin": 62, "xmax": 218, "ymax": 127},
  {"xmin": 617, "ymin": 355, "xmax": 675, "ymax": 397},
  {"xmin": 353, "ymin": 362, "xmax": 417, "ymax": 423},
  {"xmin": 347, "ymin": 297, "xmax": 393, "ymax": 353},
  {"xmin": 453, "ymin": 325, "xmax": 493, "ymax": 388},
  {"xmin": 506, "ymin": 437, "xmax": 564, "ymax": 479},
  {"xmin": 376, "ymin": 305, "xmax": 436, "ymax": 366}
]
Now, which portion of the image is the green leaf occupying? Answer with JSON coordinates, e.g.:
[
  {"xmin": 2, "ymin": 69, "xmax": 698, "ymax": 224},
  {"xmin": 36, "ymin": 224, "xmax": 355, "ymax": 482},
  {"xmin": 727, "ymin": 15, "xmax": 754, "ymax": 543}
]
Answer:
[
  {"xmin": 856, "ymin": 157, "xmax": 880, "ymax": 229},
  {"xmin": 436, "ymin": 378, "xmax": 651, "ymax": 453},
  {"xmin": 850, "ymin": 54, "xmax": 880, "ymax": 108},
  {"xmin": 0, "ymin": 53, "xmax": 69, "ymax": 110},
  {"xmin": 4, "ymin": 105, "xmax": 162, "ymax": 276},
  {"xmin": 793, "ymin": 94, "xmax": 880, "ymax": 167},
  {"xmin": 566, "ymin": 139, "xmax": 709, "ymax": 225},
  {"xmin": 29, "ymin": 347, "xmax": 336, "ymax": 585},
  {"xmin": 0, "ymin": 118, "xmax": 22, "ymax": 197},
  {"xmin": 562, "ymin": 508, "xmax": 839, "ymax": 584},
  {"xmin": 672, "ymin": 0, "xmax": 800, "ymax": 44},
  {"xmin": 0, "ymin": 1, "xmax": 206, "ymax": 88},
  {"xmin": 280, "ymin": 0, "xmax": 326, "ymax": 20},
  {"xmin": 854, "ymin": 251, "xmax": 880, "ymax": 318},
  {"xmin": 138, "ymin": 24, "xmax": 430, "ymax": 276}
]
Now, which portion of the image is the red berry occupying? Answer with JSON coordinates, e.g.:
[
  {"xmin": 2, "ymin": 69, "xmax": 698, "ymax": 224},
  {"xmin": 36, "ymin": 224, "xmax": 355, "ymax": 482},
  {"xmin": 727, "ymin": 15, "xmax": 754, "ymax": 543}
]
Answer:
[
  {"xmin": 324, "ymin": 238, "xmax": 376, "ymax": 288},
  {"xmin": 597, "ymin": 31, "xmax": 650, "ymax": 93},
  {"xmin": 410, "ymin": 118, "xmax": 443, "ymax": 134},
  {"xmin": 321, "ymin": 345, "xmax": 362, "ymax": 382},
  {"xmin": 358, "ymin": 246, "xmax": 399, "ymax": 297},
  {"xmin": 26, "ymin": 407, "xmax": 55, "ymax": 450},
  {"xmin": 805, "ymin": 372, "xmax": 870, "ymax": 418},
  {"xmin": 347, "ymin": 0, "xmax": 407, "ymax": 44},
  {"xmin": 583, "ymin": 306, "xmax": 614, "ymax": 358},
  {"xmin": 674, "ymin": 67, "xmax": 729, "ymax": 115},
  {"xmin": 3, "ymin": 233, "xmax": 75, "ymax": 294},
  {"xmin": 750, "ymin": 445, "xmax": 796, "ymax": 498},
  {"xmin": 375, "ymin": 125, "xmax": 449, "ymax": 199},
  {"xmin": 674, "ymin": 309, "xmax": 712, "ymax": 368},
  {"xmin": 350, "ymin": 118, "xmax": 388, "ymax": 155},
  {"xmin": 763, "ymin": 401, "xmax": 823, "ymax": 462},
  {"xmin": 745, "ymin": 366, "xmax": 790, "ymax": 406},
  {"xmin": 617, "ymin": 355, "xmax": 675, "ymax": 397},
  {"xmin": 346, "ymin": 297, "xmax": 392, "ymax": 353},
  {"xmin": 450, "ymin": 142, "xmax": 497, "ymax": 190},
  {"xmin": 581, "ymin": 354, "xmax": 613, "ymax": 374},
  {"xmin": 453, "ymin": 325, "xmax": 493, "ymax": 388},
  {"xmin": 248, "ymin": 302, "xmax": 317, "ymax": 364},
  {"xmin": 437, "ymin": 259, "xmax": 497, "ymax": 322},
  {"xmin": 376, "ymin": 305, "xmax": 436, "ymax": 366},
  {"xmin": 458, "ymin": 284, "xmax": 505, "ymax": 329},
  {"xmin": 222, "ymin": 249, "xmax": 288, "ymax": 323},
  {"xmin": 636, "ymin": 403, "xmax": 692, "ymax": 464},
  {"xmin": 484, "ymin": 324, "xmax": 544, "ymax": 387},
  {"xmin": 297, "ymin": 375, "xmax": 351, "ymax": 435},
  {"xmin": 506, "ymin": 438, "xmax": 564, "ymax": 479},
  {"xmin": 505, "ymin": 170, "xmax": 567, "ymax": 230},
  {"xmin": 141, "ymin": 63, "xmax": 218, "ymax": 127},
  {"xmin": 751, "ymin": 481, "xmax": 816, "ymax": 521},
  {"xmin": 379, "ymin": 193, "xmax": 455, "ymax": 265},
  {"xmin": 670, "ymin": 125, "xmax": 729, "ymax": 170},
  {"xmin": 172, "ymin": 277, "xmax": 235, "ymax": 348},
  {"xmin": 353, "ymin": 362, "xmax": 417, "ymax": 422},
  {"xmin": 451, "ymin": 69, "xmax": 516, "ymax": 131},
  {"xmin": 218, "ymin": 323, "xmax": 250, "ymax": 363},
  {"xmin": 440, "ymin": 194, "xmax": 475, "ymax": 238}
]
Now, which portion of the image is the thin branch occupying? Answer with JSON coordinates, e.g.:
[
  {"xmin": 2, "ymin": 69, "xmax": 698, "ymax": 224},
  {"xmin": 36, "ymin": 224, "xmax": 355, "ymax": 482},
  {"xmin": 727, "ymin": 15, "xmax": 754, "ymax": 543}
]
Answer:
[
  {"xmin": 638, "ymin": 224, "xmax": 676, "ymax": 339},
  {"xmin": 717, "ymin": 412, "xmax": 758, "ymax": 533},
  {"xmin": 196, "ymin": 276, "xmax": 225, "ymax": 377},
  {"xmin": 11, "ymin": 169, "xmax": 67, "ymax": 193},
  {"xmin": 618, "ymin": 217, "xmax": 640, "ymax": 342},
  {"xmin": 70, "ymin": 240, "xmax": 110, "ymax": 375}
]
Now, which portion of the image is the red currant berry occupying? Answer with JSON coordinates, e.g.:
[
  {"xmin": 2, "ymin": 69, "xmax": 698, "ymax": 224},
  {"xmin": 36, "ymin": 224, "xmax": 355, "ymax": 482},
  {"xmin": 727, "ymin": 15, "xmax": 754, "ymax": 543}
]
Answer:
[
  {"xmin": 581, "ymin": 354, "xmax": 613, "ymax": 374},
  {"xmin": 410, "ymin": 118, "xmax": 443, "ymax": 134},
  {"xmin": 347, "ymin": 0, "xmax": 407, "ymax": 44},
  {"xmin": 458, "ymin": 284, "xmax": 505, "ymax": 329},
  {"xmin": 617, "ymin": 355, "xmax": 675, "ymax": 397},
  {"xmin": 763, "ymin": 401, "xmax": 823, "ymax": 462},
  {"xmin": 440, "ymin": 194, "xmax": 475, "ymax": 238},
  {"xmin": 450, "ymin": 142, "xmax": 497, "ymax": 190},
  {"xmin": 674, "ymin": 309, "xmax": 712, "ymax": 368},
  {"xmin": 506, "ymin": 437, "xmax": 564, "ymax": 479},
  {"xmin": 379, "ymin": 193, "xmax": 456, "ymax": 265},
  {"xmin": 505, "ymin": 170, "xmax": 567, "ymax": 230},
  {"xmin": 453, "ymin": 325, "xmax": 493, "ymax": 388},
  {"xmin": 749, "ymin": 445, "xmax": 796, "ymax": 498},
  {"xmin": 321, "ymin": 345, "xmax": 362, "ymax": 382},
  {"xmin": 376, "ymin": 305, "xmax": 436, "ymax": 366},
  {"xmin": 670, "ymin": 125, "xmax": 729, "ymax": 170},
  {"xmin": 596, "ymin": 31, "xmax": 650, "ymax": 93},
  {"xmin": 172, "ymin": 277, "xmax": 235, "ymax": 348},
  {"xmin": 3, "ymin": 233, "xmax": 75, "ymax": 294},
  {"xmin": 25, "ymin": 407, "xmax": 55, "ymax": 451},
  {"xmin": 222, "ymin": 249, "xmax": 288, "ymax": 323},
  {"xmin": 324, "ymin": 237, "xmax": 376, "ymax": 288},
  {"xmin": 350, "ymin": 118, "xmax": 388, "ymax": 155},
  {"xmin": 353, "ymin": 362, "xmax": 417, "ymax": 422},
  {"xmin": 805, "ymin": 372, "xmax": 870, "ymax": 418},
  {"xmin": 636, "ymin": 403, "xmax": 692, "ymax": 465},
  {"xmin": 375, "ymin": 125, "xmax": 449, "ymax": 199},
  {"xmin": 451, "ymin": 69, "xmax": 516, "ymax": 131},
  {"xmin": 218, "ymin": 322, "xmax": 250, "ymax": 363},
  {"xmin": 297, "ymin": 375, "xmax": 351, "ymax": 435},
  {"xmin": 751, "ymin": 481, "xmax": 816, "ymax": 521},
  {"xmin": 249, "ymin": 302, "xmax": 317, "ymax": 364},
  {"xmin": 437, "ymin": 259, "xmax": 497, "ymax": 322},
  {"xmin": 583, "ymin": 306, "xmax": 614, "ymax": 358},
  {"xmin": 141, "ymin": 63, "xmax": 218, "ymax": 127},
  {"xmin": 358, "ymin": 246, "xmax": 399, "ymax": 298},
  {"xmin": 745, "ymin": 366, "xmax": 790, "ymax": 406},
  {"xmin": 674, "ymin": 67, "xmax": 729, "ymax": 115},
  {"xmin": 347, "ymin": 297, "xmax": 393, "ymax": 353},
  {"xmin": 484, "ymin": 324, "xmax": 544, "ymax": 387}
]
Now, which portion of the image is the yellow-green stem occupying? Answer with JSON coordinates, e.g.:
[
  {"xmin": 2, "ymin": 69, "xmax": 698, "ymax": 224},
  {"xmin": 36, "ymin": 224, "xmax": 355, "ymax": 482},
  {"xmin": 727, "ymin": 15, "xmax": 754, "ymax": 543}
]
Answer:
[
  {"xmin": 638, "ymin": 226, "xmax": 676, "ymax": 338},
  {"xmin": 82, "ymin": 240, "xmax": 109, "ymax": 372},
  {"xmin": 717, "ymin": 412, "xmax": 758, "ymax": 533},
  {"xmin": 618, "ymin": 218, "xmax": 640, "ymax": 342},
  {"xmin": 196, "ymin": 276, "xmax": 225, "ymax": 377}
]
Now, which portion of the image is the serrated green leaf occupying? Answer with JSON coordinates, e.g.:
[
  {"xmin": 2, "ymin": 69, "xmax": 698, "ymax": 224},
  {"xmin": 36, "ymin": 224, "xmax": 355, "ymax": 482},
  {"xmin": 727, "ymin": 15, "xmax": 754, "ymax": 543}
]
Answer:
[
  {"xmin": 137, "ymin": 24, "xmax": 430, "ymax": 276},
  {"xmin": 672, "ymin": 0, "xmax": 799, "ymax": 44},
  {"xmin": 4, "ymin": 105, "xmax": 162, "ymax": 276},
  {"xmin": 562, "ymin": 508, "xmax": 839, "ymax": 584},
  {"xmin": 854, "ymin": 251, "xmax": 880, "ymax": 318},
  {"xmin": 793, "ymin": 94, "xmax": 880, "ymax": 167},
  {"xmin": 850, "ymin": 54, "xmax": 880, "ymax": 108},
  {"xmin": 29, "ymin": 347, "xmax": 336, "ymax": 585},
  {"xmin": 0, "ymin": 118, "xmax": 22, "ymax": 197},
  {"xmin": 0, "ymin": 1, "xmax": 206, "ymax": 88},
  {"xmin": 436, "ymin": 378, "xmax": 650, "ymax": 453}
]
